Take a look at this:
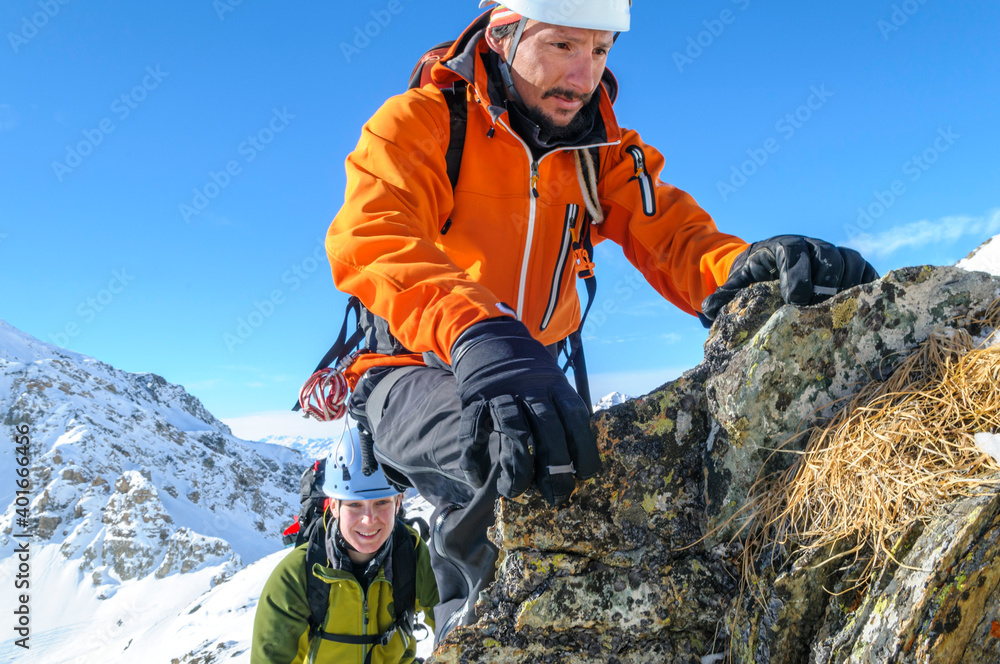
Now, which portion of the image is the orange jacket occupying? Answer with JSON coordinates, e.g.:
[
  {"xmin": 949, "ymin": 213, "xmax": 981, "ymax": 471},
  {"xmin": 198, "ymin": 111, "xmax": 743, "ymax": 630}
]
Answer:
[{"xmin": 327, "ymin": 18, "xmax": 748, "ymax": 366}]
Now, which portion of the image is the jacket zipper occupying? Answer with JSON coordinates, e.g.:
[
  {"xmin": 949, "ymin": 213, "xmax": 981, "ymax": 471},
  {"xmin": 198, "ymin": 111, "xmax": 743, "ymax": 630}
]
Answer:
[
  {"xmin": 626, "ymin": 145, "xmax": 656, "ymax": 216},
  {"xmin": 539, "ymin": 204, "xmax": 578, "ymax": 331},
  {"xmin": 362, "ymin": 594, "xmax": 369, "ymax": 663},
  {"xmin": 307, "ymin": 632, "xmax": 321, "ymax": 664},
  {"xmin": 495, "ymin": 116, "xmax": 618, "ymax": 323},
  {"xmin": 308, "ymin": 570, "xmax": 387, "ymax": 663}
]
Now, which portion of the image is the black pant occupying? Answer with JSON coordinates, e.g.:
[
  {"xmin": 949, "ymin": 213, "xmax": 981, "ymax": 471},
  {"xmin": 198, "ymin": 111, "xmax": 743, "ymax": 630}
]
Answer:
[{"xmin": 351, "ymin": 363, "xmax": 500, "ymax": 642}]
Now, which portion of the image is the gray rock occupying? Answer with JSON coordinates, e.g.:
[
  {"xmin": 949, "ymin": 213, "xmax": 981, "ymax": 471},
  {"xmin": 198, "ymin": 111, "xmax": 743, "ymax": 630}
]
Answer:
[{"xmin": 428, "ymin": 266, "xmax": 1000, "ymax": 664}]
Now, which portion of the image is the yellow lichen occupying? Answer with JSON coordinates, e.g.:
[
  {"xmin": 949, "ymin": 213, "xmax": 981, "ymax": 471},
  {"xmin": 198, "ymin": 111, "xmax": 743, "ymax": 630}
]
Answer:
[
  {"xmin": 832, "ymin": 297, "xmax": 858, "ymax": 329},
  {"xmin": 649, "ymin": 418, "xmax": 674, "ymax": 437},
  {"xmin": 874, "ymin": 595, "xmax": 889, "ymax": 616}
]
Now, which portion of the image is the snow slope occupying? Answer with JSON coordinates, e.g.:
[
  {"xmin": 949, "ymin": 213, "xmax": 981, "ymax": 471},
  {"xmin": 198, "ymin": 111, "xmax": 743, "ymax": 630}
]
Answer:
[{"xmin": 957, "ymin": 233, "xmax": 1000, "ymax": 277}]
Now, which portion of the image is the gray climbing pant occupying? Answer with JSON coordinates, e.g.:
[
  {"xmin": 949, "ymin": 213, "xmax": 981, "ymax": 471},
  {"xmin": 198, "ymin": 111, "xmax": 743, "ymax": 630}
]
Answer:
[{"xmin": 349, "ymin": 361, "xmax": 501, "ymax": 643}]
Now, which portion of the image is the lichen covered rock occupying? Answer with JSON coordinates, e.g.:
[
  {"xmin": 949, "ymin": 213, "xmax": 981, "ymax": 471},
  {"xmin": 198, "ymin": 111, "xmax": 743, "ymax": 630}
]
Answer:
[{"xmin": 428, "ymin": 266, "xmax": 1000, "ymax": 664}]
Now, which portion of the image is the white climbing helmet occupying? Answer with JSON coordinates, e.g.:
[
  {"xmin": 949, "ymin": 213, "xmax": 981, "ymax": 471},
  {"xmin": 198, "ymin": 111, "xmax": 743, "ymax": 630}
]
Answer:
[
  {"xmin": 479, "ymin": 0, "xmax": 631, "ymax": 32},
  {"xmin": 322, "ymin": 437, "xmax": 398, "ymax": 501}
]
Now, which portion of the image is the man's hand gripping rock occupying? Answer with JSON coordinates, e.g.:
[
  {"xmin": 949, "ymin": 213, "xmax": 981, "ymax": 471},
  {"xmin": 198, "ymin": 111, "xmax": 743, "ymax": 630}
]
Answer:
[
  {"xmin": 451, "ymin": 317, "xmax": 601, "ymax": 506},
  {"xmin": 701, "ymin": 235, "xmax": 879, "ymax": 322}
]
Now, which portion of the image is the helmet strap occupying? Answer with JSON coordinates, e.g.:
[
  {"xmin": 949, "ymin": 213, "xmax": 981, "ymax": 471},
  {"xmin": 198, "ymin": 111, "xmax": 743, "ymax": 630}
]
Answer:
[{"xmin": 498, "ymin": 16, "xmax": 528, "ymax": 105}]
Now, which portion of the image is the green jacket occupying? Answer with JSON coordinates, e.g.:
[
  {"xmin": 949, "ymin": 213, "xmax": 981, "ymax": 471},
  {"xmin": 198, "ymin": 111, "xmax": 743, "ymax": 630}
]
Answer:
[{"xmin": 251, "ymin": 523, "xmax": 438, "ymax": 664}]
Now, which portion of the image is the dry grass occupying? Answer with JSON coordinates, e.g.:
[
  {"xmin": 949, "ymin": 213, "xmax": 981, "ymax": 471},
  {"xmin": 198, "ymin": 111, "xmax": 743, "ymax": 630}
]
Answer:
[{"xmin": 741, "ymin": 298, "xmax": 1000, "ymax": 588}]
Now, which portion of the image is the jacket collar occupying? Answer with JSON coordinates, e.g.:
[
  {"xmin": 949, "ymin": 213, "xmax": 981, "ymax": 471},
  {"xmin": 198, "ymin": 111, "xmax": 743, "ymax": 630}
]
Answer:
[{"xmin": 433, "ymin": 11, "xmax": 623, "ymax": 147}]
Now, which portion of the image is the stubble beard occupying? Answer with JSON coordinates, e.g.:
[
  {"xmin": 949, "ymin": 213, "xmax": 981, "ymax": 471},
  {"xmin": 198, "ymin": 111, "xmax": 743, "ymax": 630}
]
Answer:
[{"xmin": 523, "ymin": 87, "xmax": 595, "ymax": 141}]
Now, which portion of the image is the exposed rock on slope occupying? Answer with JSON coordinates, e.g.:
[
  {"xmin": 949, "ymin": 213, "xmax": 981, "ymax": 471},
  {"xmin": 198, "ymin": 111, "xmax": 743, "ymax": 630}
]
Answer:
[{"xmin": 429, "ymin": 266, "xmax": 1000, "ymax": 664}]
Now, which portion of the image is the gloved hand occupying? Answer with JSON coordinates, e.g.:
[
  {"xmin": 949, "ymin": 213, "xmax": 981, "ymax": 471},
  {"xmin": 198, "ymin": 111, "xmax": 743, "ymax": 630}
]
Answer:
[
  {"xmin": 701, "ymin": 235, "xmax": 878, "ymax": 322},
  {"xmin": 451, "ymin": 317, "xmax": 601, "ymax": 506}
]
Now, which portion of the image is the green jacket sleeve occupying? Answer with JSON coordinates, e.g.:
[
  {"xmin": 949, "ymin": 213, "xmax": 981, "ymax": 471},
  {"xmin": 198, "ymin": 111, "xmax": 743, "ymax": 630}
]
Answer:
[
  {"xmin": 251, "ymin": 547, "xmax": 312, "ymax": 664},
  {"xmin": 413, "ymin": 534, "xmax": 439, "ymax": 633}
]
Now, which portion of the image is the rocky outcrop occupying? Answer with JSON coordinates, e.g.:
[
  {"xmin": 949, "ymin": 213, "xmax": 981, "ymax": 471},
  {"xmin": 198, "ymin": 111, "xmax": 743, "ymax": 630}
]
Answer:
[{"xmin": 429, "ymin": 266, "xmax": 1000, "ymax": 664}]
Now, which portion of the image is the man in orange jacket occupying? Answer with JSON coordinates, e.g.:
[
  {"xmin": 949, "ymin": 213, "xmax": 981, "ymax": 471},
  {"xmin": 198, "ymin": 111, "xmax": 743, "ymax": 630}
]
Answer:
[{"xmin": 326, "ymin": 0, "xmax": 876, "ymax": 640}]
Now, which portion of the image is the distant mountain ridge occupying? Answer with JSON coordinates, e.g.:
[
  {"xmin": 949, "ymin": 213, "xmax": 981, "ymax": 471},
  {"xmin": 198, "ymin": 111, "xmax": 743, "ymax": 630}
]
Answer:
[
  {"xmin": 0, "ymin": 319, "xmax": 302, "ymax": 661},
  {"xmin": 594, "ymin": 391, "xmax": 634, "ymax": 411},
  {"xmin": 258, "ymin": 434, "xmax": 339, "ymax": 460}
]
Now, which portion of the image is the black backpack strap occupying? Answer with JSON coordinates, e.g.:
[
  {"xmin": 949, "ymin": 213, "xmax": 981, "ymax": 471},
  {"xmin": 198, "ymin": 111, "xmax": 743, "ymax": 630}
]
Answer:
[
  {"xmin": 401, "ymin": 513, "xmax": 430, "ymax": 541},
  {"xmin": 561, "ymin": 148, "xmax": 599, "ymax": 413},
  {"xmin": 565, "ymin": 329, "xmax": 592, "ymax": 414},
  {"xmin": 295, "ymin": 459, "xmax": 327, "ymax": 547},
  {"xmin": 440, "ymin": 80, "xmax": 468, "ymax": 194},
  {"xmin": 304, "ymin": 519, "xmax": 332, "ymax": 640},
  {"xmin": 292, "ymin": 296, "xmax": 365, "ymax": 411},
  {"xmin": 389, "ymin": 520, "xmax": 418, "ymax": 634}
]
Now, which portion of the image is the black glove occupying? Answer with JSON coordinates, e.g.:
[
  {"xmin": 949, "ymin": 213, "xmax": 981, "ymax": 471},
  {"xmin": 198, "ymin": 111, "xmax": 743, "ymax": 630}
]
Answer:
[
  {"xmin": 451, "ymin": 317, "xmax": 601, "ymax": 506},
  {"xmin": 701, "ymin": 235, "xmax": 878, "ymax": 322}
]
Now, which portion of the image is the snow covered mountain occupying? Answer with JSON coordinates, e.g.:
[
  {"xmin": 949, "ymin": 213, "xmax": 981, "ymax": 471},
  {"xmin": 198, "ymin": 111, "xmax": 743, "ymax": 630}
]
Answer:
[
  {"xmin": 957, "ymin": 232, "xmax": 1000, "ymax": 276},
  {"xmin": 0, "ymin": 320, "xmax": 303, "ymax": 662},
  {"xmin": 594, "ymin": 391, "xmax": 634, "ymax": 411},
  {"xmin": 258, "ymin": 434, "xmax": 340, "ymax": 460}
]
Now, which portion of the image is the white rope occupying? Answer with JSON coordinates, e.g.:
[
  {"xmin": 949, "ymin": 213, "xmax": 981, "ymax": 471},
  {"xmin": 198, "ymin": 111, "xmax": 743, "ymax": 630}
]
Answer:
[{"xmin": 574, "ymin": 149, "xmax": 604, "ymax": 223}]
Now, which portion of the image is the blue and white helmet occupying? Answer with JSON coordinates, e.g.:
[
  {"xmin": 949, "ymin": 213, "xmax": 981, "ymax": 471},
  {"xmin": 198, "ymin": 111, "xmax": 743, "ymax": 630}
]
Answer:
[{"xmin": 322, "ymin": 437, "xmax": 399, "ymax": 501}]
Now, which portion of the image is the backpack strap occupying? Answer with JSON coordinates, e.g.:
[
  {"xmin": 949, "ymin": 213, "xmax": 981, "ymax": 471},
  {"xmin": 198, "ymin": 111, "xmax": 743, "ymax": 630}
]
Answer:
[
  {"xmin": 560, "ymin": 146, "xmax": 600, "ymax": 413},
  {"xmin": 292, "ymin": 297, "xmax": 365, "ymax": 411},
  {"xmin": 440, "ymin": 80, "xmax": 468, "ymax": 195},
  {"xmin": 405, "ymin": 39, "xmax": 466, "ymax": 194},
  {"xmin": 304, "ymin": 517, "xmax": 332, "ymax": 640},
  {"xmin": 295, "ymin": 459, "xmax": 329, "ymax": 547},
  {"xmin": 389, "ymin": 519, "xmax": 418, "ymax": 636}
]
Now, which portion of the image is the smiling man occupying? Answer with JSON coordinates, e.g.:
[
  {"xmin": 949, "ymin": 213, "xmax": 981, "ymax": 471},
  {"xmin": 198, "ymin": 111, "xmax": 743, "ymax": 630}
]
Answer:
[{"xmin": 324, "ymin": 0, "xmax": 876, "ymax": 642}]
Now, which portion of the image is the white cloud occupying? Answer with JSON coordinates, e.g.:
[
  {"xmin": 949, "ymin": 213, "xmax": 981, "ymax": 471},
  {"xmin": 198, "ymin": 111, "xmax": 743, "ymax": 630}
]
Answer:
[{"xmin": 847, "ymin": 208, "xmax": 1000, "ymax": 258}]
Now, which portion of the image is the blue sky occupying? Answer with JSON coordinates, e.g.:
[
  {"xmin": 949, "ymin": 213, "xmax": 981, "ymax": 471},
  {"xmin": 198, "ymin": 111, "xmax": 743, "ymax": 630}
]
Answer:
[{"xmin": 2, "ymin": 0, "xmax": 998, "ymax": 434}]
